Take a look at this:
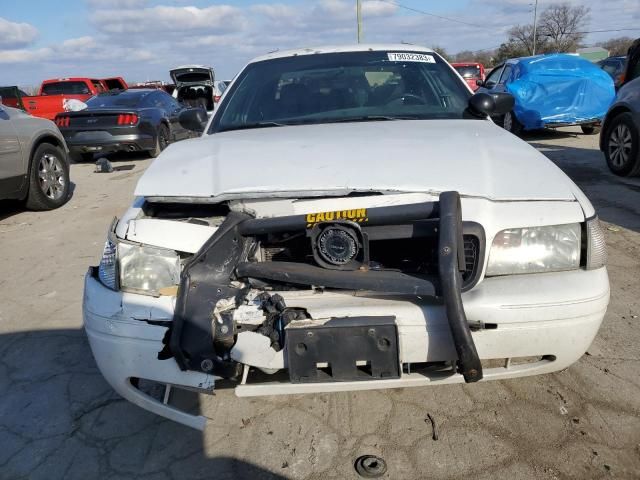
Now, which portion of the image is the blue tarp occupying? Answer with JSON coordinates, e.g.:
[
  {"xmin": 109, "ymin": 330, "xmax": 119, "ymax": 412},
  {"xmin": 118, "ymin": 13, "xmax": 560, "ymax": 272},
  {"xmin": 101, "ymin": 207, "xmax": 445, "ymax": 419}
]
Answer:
[{"xmin": 506, "ymin": 54, "xmax": 615, "ymax": 130}]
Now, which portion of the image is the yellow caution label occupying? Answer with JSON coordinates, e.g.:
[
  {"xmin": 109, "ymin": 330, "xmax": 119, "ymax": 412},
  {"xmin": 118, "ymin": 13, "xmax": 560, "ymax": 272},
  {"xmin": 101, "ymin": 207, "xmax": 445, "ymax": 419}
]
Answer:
[{"xmin": 305, "ymin": 209, "xmax": 368, "ymax": 228}]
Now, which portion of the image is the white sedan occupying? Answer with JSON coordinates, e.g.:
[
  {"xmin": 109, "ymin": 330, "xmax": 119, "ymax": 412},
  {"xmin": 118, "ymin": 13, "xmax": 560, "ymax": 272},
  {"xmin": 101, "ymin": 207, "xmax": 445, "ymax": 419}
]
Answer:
[{"xmin": 83, "ymin": 44, "xmax": 609, "ymax": 430}]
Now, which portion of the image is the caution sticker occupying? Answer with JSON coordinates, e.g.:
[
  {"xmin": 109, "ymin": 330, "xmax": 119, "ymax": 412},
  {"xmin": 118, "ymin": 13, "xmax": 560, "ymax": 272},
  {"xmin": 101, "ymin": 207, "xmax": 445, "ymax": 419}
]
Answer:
[
  {"xmin": 305, "ymin": 209, "xmax": 368, "ymax": 228},
  {"xmin": 387, "ymin": 52, "xmax": 435, "ymax": 63}
]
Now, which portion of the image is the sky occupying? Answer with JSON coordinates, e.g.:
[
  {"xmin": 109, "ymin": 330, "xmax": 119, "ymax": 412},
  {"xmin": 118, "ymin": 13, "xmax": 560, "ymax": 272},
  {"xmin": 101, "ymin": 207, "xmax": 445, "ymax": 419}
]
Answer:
[{"xmin": 0, "ymin": 0, "xmax": 638, "ymax": 87}]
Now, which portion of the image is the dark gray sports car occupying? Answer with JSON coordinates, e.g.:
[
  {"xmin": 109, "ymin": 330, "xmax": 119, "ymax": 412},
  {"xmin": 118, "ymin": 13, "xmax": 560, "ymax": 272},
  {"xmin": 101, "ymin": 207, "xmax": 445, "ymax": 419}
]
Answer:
[{"xmin": 55, "ymin": 89, "xmax": 200, "ymax": 161}]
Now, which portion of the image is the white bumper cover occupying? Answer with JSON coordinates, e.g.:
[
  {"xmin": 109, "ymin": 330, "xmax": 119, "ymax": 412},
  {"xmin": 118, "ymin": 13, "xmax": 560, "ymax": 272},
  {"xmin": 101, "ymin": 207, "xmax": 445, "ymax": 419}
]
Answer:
[{"xmin": 83, "ymin": 267, "xmax": 609, "ymax": 430}]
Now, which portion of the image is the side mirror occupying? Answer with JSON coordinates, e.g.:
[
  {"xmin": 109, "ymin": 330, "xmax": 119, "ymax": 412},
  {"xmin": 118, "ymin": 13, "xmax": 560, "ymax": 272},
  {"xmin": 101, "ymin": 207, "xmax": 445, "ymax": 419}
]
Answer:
[
  {"xmin": 467, "ymin": 92, "xmax": 514, "ymax": 117},
  {"xmin": 179, "ymin": 108, "xmax": 207, "ymax": 133},
  {"xmin": 475, "ymin": 80, "xmax": 484, "ymax": 88}
]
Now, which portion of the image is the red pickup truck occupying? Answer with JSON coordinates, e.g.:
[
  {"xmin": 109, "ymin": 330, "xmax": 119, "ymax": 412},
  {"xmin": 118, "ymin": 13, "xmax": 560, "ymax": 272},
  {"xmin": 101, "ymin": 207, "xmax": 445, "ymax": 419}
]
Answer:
[
  {"xmin": 451, "ymin": 63, "xmax": 486, "ymax": 91},
  {"xmin": 6, "ymin": 77, "xmax": 127, "ymax": 120}
]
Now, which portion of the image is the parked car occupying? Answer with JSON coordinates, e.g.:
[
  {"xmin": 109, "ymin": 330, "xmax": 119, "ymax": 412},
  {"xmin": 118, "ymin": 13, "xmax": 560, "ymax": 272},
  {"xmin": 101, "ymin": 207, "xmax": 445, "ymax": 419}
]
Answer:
[
  {"xmin": 451, "ymin": 62, "xmax": 485, "ymax": 90},
  {"xmin": 0, "ymin": 86, "xmax": 29, "ymax": 110},
  {"xmin": 479, "ymin": 54, "xmax": 615, "ymax": 135},
  {"xmin": 55, "ymin": 89, "xmax": 198, "ymax": 161},
  {"xmin": 14, "ymin": 77, "xmax": 128, "ymax": 121},
  {"xmin": 170, "ymin": 65, "xmax": 215, "ymax": 113},
  {"xmin": 84, "ymin": 44, "xmax": 609, "ymax": 430},
  {"xmin": 597, "ymin": 56, "xmax": 626, "ymax": 89},
  {"xmin": 0, "ymin": 104, "xmax": 70, "ymax": 210},
  {"xmin": 213, "ymin": 80, "xmax": 229, "ymax": 104}
]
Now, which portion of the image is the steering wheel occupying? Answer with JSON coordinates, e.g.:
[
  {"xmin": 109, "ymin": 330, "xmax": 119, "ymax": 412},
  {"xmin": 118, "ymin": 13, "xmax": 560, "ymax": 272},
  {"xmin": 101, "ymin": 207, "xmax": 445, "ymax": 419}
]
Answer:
[{"xmin": 385, "ymin": 93, "xmax": 428, "ymax": 106}]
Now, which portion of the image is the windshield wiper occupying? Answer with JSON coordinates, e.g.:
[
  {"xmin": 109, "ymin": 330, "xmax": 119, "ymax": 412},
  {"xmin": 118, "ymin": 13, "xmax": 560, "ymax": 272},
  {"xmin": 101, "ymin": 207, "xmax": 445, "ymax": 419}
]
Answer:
[{"xmin": 219, "ymin": 121, "xmax": 286, "ymax": 133}]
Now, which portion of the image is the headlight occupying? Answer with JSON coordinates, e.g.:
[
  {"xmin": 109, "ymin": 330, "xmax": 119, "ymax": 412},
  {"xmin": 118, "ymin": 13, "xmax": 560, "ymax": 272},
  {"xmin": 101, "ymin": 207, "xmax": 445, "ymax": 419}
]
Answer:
[
  {"xmin": 486, "ymin": 223, "xmax": 581, "ymax": 276},
  {"xmin": 118, "ymin": 243, "xmax": 180, "ymax": 295},
  {"xmin": 585, "ymin": 217, "xmax": 607, "ymax": 270}
]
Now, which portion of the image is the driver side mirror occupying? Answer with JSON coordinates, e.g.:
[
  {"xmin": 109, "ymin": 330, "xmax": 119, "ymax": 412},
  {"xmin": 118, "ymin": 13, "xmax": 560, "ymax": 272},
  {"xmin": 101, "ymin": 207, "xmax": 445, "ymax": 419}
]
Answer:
[
  {"xmin": 475, "ymin": 80, "xmax": 484, "ymax": 88},
  {"xmin": 467, "ymin": 92, "xmax": 515, "ymax": 118},
  {"xmin": 179, "ymin": 108, "xmax": 208, "ymax": 133}
]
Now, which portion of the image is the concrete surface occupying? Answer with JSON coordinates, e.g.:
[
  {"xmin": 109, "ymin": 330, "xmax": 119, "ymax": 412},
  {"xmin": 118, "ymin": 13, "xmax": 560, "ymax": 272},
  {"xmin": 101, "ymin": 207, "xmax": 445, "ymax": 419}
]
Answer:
[{"xmin": 0, "ymin": 130, "xmax": 639, "ymax": 480}]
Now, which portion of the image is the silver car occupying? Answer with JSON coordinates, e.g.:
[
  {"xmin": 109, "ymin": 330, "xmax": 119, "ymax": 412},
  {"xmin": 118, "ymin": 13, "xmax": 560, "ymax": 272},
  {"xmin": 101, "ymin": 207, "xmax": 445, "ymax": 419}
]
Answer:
[{"xmin": 0, "ymin": 104, "xmax": 70, "ymax": 210}]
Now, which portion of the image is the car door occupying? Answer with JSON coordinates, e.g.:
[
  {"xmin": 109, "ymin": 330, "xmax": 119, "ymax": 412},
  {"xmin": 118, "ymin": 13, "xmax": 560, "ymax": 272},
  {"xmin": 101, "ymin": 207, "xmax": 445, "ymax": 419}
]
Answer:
[
  {"xmin": 155, "ymin": 92, "xmax": 189, "ymax": 141},
  {"xmin": 480, "ymin": 64, "xmax": 504, "ymax": 92},
  {"xmin": 0, "ymin": 106, "xmax": 24, "ymax": 196},
  {"xmin": 491, "ymin": 64, "xmax": 514, "ymax": 94}
]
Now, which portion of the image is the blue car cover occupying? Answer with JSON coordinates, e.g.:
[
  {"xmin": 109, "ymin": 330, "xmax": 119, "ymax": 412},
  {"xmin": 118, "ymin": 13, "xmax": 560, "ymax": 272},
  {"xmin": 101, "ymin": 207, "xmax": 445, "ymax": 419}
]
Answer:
[{"xmin": 505, "ymin": 54, "xmax": 615, "ymax": 130}]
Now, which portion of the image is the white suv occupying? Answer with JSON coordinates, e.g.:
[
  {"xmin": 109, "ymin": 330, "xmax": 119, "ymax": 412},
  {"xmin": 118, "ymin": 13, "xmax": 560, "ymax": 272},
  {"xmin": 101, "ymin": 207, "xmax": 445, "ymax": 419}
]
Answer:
[{"xmin": 84, "ymin": 45, "xmax": 609, "ymax": 430}]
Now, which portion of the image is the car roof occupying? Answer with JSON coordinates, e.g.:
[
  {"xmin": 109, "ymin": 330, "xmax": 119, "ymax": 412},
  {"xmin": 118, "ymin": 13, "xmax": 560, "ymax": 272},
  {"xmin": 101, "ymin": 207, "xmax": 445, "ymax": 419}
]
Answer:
[{"xmin": 249, "ymin": 44, "xmax": 436, "ymax": 64}]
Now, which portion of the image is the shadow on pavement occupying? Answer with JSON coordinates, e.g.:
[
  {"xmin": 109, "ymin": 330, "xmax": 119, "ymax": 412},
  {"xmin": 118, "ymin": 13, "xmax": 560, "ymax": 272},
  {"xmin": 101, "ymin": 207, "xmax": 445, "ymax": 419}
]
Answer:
[
  {"xmin": 0, "ymin": 328, "xmax": 288, "ymax": 480},
  {"xmin": 0, "ymin": 181, "xmax": 76, "ymax": 223},
  {"xmin": 520, "ymin": 128, "xmax": 583, "ymax": 142}
]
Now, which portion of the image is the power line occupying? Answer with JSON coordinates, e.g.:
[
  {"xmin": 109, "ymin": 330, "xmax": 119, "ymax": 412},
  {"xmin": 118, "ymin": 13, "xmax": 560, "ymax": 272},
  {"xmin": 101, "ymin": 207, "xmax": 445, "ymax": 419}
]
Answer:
[
  {"xmin": 379, "ymin": 1, "xmax": 639, "ymax": 37},
  {"xmin": 576, "ymin": 28, "xmax": 640, "ymax": 34},
  {"xmin": 377, "ymin": 0, "xmax": 493, "ymax": 31}
]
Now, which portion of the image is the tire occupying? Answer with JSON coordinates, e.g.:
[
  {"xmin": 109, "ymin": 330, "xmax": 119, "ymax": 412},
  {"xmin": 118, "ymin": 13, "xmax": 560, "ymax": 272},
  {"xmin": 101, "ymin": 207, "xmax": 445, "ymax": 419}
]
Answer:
[
  {"xmin": 148, "ymin": 124, "xmax": 170, "ymax": 158},
  {"xmin": 502, "ymin": 111, "xmax": 523, "ymax": 136},
  {"xmin": 581, "ymin": 125, "xmax": 601, "ymax": 135},
  {"xmin": 603, "ymin": 112, "xmax": 640, "ymax": 177},
  {"xmin": 25, "ymin": 143, "xmax": 70, "ymax": 211}
]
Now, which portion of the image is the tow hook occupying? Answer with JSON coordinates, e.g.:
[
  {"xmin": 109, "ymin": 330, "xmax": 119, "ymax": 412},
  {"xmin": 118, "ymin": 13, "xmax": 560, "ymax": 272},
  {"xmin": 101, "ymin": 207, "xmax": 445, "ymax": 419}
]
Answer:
[{"xmin": 354, "ymin": 455, "xmax": 387, "ymax": 478}]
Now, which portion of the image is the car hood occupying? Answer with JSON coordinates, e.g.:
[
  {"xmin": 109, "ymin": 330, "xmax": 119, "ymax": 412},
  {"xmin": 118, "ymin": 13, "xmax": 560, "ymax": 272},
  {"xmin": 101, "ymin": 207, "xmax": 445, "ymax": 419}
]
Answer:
[{"xmin": 135, "ymin": 120, "xmax": 577, "ymax": 202}]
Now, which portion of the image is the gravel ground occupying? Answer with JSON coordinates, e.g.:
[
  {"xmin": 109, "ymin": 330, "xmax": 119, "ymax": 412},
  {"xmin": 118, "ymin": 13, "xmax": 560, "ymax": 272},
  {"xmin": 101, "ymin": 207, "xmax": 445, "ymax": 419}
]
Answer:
[{"xmin": 0, "ymin": 129, "xmax": 639, "ymax": 480}]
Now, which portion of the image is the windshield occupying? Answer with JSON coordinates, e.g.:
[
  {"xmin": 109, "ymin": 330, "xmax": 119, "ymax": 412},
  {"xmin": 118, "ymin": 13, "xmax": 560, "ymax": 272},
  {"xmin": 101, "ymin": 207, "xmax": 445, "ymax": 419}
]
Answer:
[
  {"xmin": 454, "ymin": 65, "xmax": 481, "ymax": 79},
  {"xmin": 212, "ymin": 51, "xmax": 471, "ymax": 133}
]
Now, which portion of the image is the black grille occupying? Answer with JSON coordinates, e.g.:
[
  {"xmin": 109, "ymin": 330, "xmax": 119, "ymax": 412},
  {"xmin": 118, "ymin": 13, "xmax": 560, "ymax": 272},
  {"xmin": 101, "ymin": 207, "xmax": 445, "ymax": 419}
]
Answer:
[
  {"xmin": 260, "ymin": 231, "xmax": 484, "ymax": 290},
  {"xmin": 462, "ymin": 235, "xmax": 480, "ymax": 284}
]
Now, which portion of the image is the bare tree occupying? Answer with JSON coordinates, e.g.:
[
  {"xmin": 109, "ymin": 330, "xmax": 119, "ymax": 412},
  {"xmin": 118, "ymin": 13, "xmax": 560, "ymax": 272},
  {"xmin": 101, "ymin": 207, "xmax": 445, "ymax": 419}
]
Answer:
[
  {"xmin": 432, "ymin": 45, "xmax": 451, "ymax": 61},
  {"xmin": 540, "ymin": 3, "xmax": 590, "ymax": 52},
  {"xmin": 507, "ymin": 24, "xmax": 551, "ymax": 56},
  {"xmin": 597, "ymin": 36, "xmax": 635, "ymax": 56}
]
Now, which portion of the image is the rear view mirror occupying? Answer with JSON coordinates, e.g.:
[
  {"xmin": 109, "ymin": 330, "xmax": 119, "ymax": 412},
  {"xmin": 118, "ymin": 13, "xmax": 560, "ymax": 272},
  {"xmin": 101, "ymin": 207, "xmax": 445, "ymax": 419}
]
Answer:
[
  {"xmin": 467, "ymin": 92, "xmax": 514, "ymax": 118},
  {"xmin": 179, "ymin": 108, "xmax": 207, "ymax": 133},
  {"xmin": 491, "ymin": 92, "xmax": 515, "ymax": 115}
]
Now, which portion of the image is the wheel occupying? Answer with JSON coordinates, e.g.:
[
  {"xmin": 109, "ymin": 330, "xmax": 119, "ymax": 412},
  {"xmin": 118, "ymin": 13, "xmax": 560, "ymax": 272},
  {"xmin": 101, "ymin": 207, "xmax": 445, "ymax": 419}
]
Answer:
[
  {"xmin": 149, "ymin": 124, "xmax": 170, "ymax": 158},
  {"xmin": 502, "ymin": 111, "xmax": 523, "ymax": 136},
  {"xmin": 604, "ymin": 113, "xmax": 640, "ymax": 176},
  {"xmin": 581, "ymin": 125, "xmax": 600, "ymax": 135},
  {"xmin": 26, "ymin": 143, "xmax": 70, "ymax": 210}
]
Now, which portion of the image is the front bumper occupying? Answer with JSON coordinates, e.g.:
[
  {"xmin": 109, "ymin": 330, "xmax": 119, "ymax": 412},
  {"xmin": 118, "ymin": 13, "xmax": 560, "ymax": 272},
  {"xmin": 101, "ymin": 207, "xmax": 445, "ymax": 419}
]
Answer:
[
  {"xmin": 65, "ymin": 130, "xmax": 155, "ymax": 154},
  {"xmin": 83, "ymin": 266, "xmax": 609, "ymax": 430}
]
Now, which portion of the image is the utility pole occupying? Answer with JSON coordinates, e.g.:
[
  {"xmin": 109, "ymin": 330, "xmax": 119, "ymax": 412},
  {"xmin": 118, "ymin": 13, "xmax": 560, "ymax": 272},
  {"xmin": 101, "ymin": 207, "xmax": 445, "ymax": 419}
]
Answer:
[
  {"xmin": 532, "ymin": 0, "xmax": 539, "ymax": 55},
  {"xmin": 357, "ymin": 0, "xmax": 363, "ymax": 43}
]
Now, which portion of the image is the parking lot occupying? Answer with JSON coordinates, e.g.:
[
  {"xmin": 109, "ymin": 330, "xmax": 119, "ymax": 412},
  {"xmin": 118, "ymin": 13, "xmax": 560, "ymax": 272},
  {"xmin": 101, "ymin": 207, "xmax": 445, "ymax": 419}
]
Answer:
[{"xmin": 1, "ymin": 128, "xmax": 639, "ymax": 479}]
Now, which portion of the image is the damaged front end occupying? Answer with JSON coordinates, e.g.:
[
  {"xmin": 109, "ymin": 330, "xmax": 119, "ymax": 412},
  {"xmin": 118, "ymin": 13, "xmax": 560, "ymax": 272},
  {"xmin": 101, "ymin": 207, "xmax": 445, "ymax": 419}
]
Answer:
[{"xmin": 165, "ymin": 191, "xmax": 485, "ymax": 385}]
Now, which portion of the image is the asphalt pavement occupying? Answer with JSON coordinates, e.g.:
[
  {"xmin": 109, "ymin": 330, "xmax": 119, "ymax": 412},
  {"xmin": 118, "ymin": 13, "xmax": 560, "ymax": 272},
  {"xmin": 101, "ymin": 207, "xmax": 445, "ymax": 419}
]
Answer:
[{"xmin": 1, "ymin": 130, "xmax": 639, "ymax": 480}]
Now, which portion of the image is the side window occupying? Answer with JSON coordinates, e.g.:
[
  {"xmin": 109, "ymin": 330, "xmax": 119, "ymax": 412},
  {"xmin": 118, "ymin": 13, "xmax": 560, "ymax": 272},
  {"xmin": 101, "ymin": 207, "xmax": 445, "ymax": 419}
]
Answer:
[
  {"xmin": 484, "ymin": 65, "xmax": 503, "ymax": 87},
  {"xmin": 41, "ymin": 81, "xmax": 90, "ymax": 95},
  {"xmin": 91, "ymin": 80, "xmax": 105, "ymax": 93},
  {"xmin": 153, "ymin": 92, "xmax": 180, "ymax": 110},
  {"xmin": 499, "ymin": 65, "xmax": 513, "ymax": 84}
]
